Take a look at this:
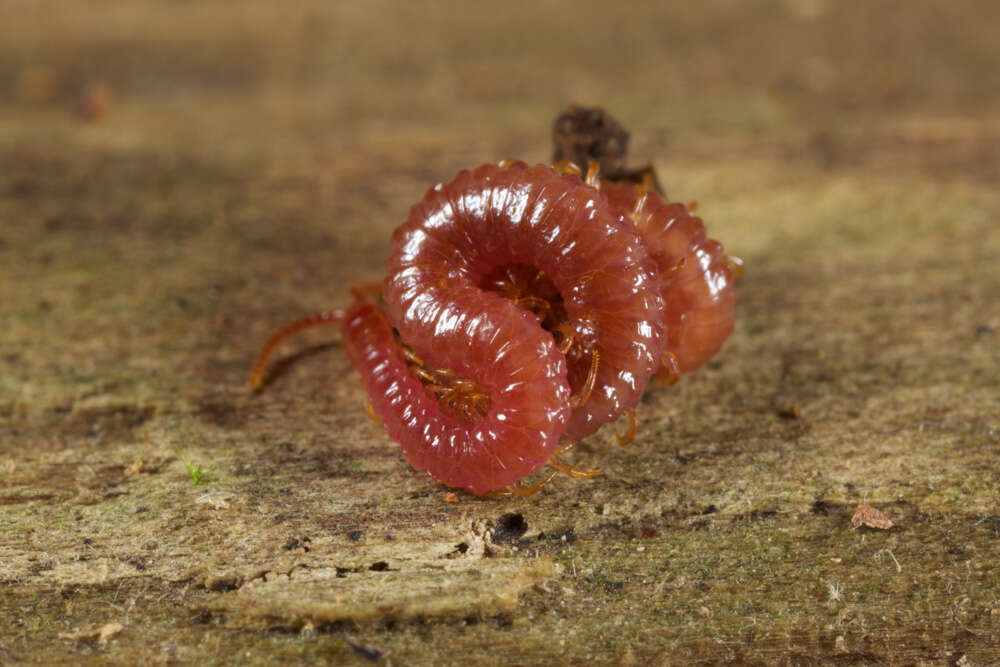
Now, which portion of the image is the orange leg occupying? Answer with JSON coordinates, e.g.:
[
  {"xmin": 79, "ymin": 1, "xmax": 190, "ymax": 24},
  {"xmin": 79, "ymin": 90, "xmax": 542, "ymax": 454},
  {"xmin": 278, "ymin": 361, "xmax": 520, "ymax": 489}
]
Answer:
[
  {"xmin": 554, "ymin": 321, "xmax": 582, "ymax": 355},
  {"xmin": 558, "ymin": 335, "xmax": 574, "ymax": 356},
  {"xmin": 513, "ymin": 295, "xmax": 553, "ymax": 319},
  {"xmin": 552, "ymin": 323, "xmax": 600, "ymax": 410},
  {"xmin": 727, "ymin": 255, "xmax": 745, "ymax": 281},
  {"xmin": 553, "ymin": 160, "xmax": 583, "ymax": 178},
  {"xmin": 549, "ymin": 457, "xmax": 602, "ymax": 479},
  {"xmin": 549, "ymin": 440, "xmax": 602, "ymax": 478},
  {"xmin": 414, "ymin": 366, "xmax": 491, "ymax": 425},
  {"xmin": 631, "ymin": 187, "xmax": 650, "ymax": 220},
  {"xmin": 548, "ymin": 440, "xmax": 600, "ymax": 479},
  {"xmin": 640, "ymin": 170, "xmax": 657, "ymax": 191},
  {"xmin": 411, "ymin": 366, "xmax": 440, "ymax": 384},
  {"xmin": 554, "ymin": 439, "xmax": 579, "ymax": 457},
  {"xmin": 665, "ymin": 256, "xmax": 687, "ymax": 278},
  {"xmin": 506, "ymin": 469, "xmax": 559, "ymax": 497},
  {"xmin": 482, "ymin": 440, "xmax": 601, "ymax": 498},
  {"xmin": 248, "ymin": 309, "xmax": 346, "ymax": 391},
  {"xmin": 584, "ymin": 160, "xmax": 601, "ymax": 188},
  {"xmin": 569, "ymin": 350, "xmax": 600, "ymax": 409},
  {"xmin": 615, "ymin": 409, "xmax": 638, "ymax": 447},
  {"xmin": 400, "ymin": 344, "xmax": 425, "ymax": 367},
  {"xmin": 365, "ymin": 399, "xmax": 382, "ymax": 425}
]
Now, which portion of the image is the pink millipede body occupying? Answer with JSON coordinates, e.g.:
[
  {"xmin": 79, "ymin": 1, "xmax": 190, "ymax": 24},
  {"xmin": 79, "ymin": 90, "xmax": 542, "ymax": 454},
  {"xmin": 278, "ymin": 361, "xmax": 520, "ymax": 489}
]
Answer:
[{"xmin": 250, "ymin": 158, "xmax": 738, "ymax": 496}]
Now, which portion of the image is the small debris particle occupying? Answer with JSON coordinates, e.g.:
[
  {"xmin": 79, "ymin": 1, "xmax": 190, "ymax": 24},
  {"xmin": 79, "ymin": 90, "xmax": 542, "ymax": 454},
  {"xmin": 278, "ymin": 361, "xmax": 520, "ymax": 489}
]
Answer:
[
  {"xmin": 58, "ymin": 622, "xmax": 124, "ymax": 643},
  {"xmin": 339, "ymin": 633, "xmax": 385, "ymax": 663},
  {"xmin": 346, "ymin": 530, "xmax": 364, "ymax": 541},
  {"xmin": 206, "ymin": 576, "xmax": 240, "ymax": 592},
  {"xmin": 75, "ymin": 82, "xmax": 113, "ymax": 122},
  {"xmin": 189, "ymin": 610, "xmax": 212, "ymax": 625},
  {"xmin": 876, "ymin": 548, "xmax": 903, "ymax": 572},
  {"xmin": 549, "ymin": 529, "xmax": 577, "ymax": 543},
  {"xmin": 699, "ymin": 606, "xmax": 713, "ymax": 619},
  {"xmin": 195, "ymin": 492, "xmax": 231, "ymax": 509},
  {"xmin": 99, "ymin": 623, "xmax": 123, "ymax": 641},
  {"xmin": 125, "ymin": 459, "xmax": 143, "ymax": 476},
  {"xmin": 777, "ymin": 405, "xmax": 800, "ymax": 419},
  {"xmin": 851, "ymin": 504, "xmax": 893, "ymax": 530},
  {"xmin": 284, "ymin": 538, "xmax": 300, "ymax": 550},
  {"xmin": 444, "ymin": 492, "xmax": 459, "ymax": 503}
]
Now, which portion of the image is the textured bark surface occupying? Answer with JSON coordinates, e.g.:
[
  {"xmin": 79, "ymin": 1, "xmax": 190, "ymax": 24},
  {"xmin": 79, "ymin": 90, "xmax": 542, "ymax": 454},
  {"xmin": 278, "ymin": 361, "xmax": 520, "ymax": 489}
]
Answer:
[{"xmin": 2, "ymin": 1, "xmax": 999, "ymax": 664}]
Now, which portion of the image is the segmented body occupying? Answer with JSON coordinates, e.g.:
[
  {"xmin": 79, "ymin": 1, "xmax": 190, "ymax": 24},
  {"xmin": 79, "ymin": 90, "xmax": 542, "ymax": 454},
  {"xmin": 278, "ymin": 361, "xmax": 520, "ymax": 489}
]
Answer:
[
  {"xmin": 372, "ymin": 162, "xmax": 666, "ymax": 493},
  {"xmin": 342, "ymin": 297, "xmax": 570, "ymax": 494},
  {"xmin": 601, "ymin": 181, "xmax": 737, "ymax": 376},
  {"xmin": 251, "ymin": 160, "xmax": 737, "ymax": 495}
]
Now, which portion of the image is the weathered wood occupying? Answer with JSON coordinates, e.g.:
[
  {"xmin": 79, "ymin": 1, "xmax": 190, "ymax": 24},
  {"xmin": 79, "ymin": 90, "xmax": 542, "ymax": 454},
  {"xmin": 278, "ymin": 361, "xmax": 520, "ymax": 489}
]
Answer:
[{"xmin": 2, "ymin": 1, "xmax": 999, "ymax": 663}]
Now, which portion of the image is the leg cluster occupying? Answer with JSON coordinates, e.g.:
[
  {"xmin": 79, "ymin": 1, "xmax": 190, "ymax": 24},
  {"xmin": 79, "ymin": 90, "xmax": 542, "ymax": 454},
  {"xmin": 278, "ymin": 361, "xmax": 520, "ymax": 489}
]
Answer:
[{"xmin": 398, "ymin": 341, "xmax": 492, "ymax": 425}]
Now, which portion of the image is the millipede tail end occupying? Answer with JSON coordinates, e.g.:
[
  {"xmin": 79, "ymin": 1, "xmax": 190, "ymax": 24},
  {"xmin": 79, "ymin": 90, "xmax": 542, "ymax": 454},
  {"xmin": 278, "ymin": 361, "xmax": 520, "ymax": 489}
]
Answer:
[{"xmin": 248, "ymin": 309, "xmax": 346, "ymax": 392}]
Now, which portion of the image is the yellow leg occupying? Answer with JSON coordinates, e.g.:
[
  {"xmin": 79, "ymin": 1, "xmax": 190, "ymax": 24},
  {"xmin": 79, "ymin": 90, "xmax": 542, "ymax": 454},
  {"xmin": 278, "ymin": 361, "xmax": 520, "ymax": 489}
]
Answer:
[
  {"xmin": 584, "ymin": 160, "xmax": 601, "ymax": 188},
  {"xmin": 365, "ymin": 400, "xmax": 382, "ymax": 426},
  {"xmin": 615, "ymin": 409, "xmax": 638, "ymax": 447},
  {"xmin": 657, "ymin": 351, "xmax": 681, "ymax": 386},
  {"xmin": 631, "ymin": 187, "xmax": 649, "ymax": 221}
]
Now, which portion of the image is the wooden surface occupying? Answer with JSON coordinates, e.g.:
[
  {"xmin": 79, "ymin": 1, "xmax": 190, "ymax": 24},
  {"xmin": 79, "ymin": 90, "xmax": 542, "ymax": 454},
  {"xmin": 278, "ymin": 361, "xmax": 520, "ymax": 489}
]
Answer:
[{"xmin": 2, "ymin": 1, "xmax": 999, "ymax": 664}]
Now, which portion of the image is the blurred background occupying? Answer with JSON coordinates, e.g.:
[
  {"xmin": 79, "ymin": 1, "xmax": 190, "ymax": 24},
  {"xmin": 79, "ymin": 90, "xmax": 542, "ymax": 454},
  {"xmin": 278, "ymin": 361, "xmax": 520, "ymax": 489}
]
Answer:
[{"xmin": 5, "ymin": 0, "xmax": 999, "ymax": 163}]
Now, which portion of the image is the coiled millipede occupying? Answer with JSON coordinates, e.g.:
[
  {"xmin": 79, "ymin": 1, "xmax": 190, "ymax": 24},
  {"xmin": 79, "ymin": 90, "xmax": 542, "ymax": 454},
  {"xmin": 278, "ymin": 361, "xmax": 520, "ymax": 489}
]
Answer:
[{"xmin": 250, "ymin": 156, "xmax": 739, "ymax": 496}]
